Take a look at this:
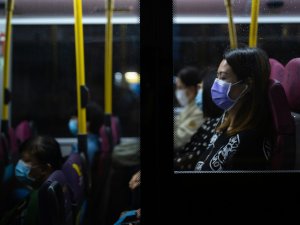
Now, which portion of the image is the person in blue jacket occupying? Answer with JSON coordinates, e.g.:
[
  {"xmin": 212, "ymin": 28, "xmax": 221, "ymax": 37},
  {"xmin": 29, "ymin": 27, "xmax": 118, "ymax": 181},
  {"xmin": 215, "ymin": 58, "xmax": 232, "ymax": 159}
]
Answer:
[{"xmin": 68, "ymin": 101, "xmax": 104, "ymax": 166}]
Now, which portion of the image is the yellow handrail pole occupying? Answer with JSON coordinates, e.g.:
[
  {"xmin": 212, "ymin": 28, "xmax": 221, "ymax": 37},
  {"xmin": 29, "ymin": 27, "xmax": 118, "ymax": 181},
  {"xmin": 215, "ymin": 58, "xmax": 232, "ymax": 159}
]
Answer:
[
  {"xmin": 224, "ymin": 0, "xmax": 237, "ymax": 49},
  {"xmin": 73, "ymin": 0, "xmax": 88, "ymax": 156},
  {"xmin": 104, "ymin": 0, "xmax": 114, "ymax": 115},
  {"xmin": 2, "ymin": 0, "xmax": 14, "ymax": 134},
  {"xmin": 249, "ymin": 0, "xmax": 260, "ymax": 47}
]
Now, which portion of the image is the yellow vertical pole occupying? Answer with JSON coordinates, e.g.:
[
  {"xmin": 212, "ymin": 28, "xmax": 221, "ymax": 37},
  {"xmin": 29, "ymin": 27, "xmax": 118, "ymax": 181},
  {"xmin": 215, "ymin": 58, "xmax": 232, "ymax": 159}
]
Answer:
[
  {"xmin": 224, "ymin": 0, "xmax": 237, "ymax": 49},
  {"xmin": 73, "ymin": 0, "xmax": 88, "ymax": 155},
  {"xmin": 1, "ymin": 0, "xmax": 14, "ymax": 134},
  {"xmin": 104, "ymin": 0, "xmax": 114, "ymax": 114},
  {"xmin": 249, "ymin": 0, "xmax": 260, "ymax": 47}
]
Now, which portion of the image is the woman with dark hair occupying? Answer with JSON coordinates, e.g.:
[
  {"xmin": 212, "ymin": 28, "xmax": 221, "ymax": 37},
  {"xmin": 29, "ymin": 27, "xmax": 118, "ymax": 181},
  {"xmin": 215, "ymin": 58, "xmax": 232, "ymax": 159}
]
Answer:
[
  {"xmin": 174, "ymin": 47, "xmax": 272, "ymax": 171},
  {"xmin": 15, "ymin": 135, "xmax": 63, "ymax": 189},
  {"xmin": 68, "ymin": 101, "xmax": 104, "ymax": 165},
  {"xmin": 196, "ymin": 67, "xmax": 224, "ymax": 119},
  {"xmin": 0, "ymin": 136, "xmax": 63, "ymax": 225},
  {"xmin": 174, "ymin": 66, "xmax": 205, "ymax": 152}
]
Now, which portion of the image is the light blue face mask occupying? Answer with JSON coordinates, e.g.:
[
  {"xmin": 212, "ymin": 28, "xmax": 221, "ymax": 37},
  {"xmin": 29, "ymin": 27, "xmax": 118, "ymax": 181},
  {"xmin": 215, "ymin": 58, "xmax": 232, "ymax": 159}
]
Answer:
[
  {"xmin": 68, "ymin": 119, "xmax": 78, "ymax": 136},
  {"xmin": 195, "ymin": 88, "xmax": 203, "ymax": 110},
  {"xmin": 15, "ymin": 159, "xmax": 35, "ymax": 185}
]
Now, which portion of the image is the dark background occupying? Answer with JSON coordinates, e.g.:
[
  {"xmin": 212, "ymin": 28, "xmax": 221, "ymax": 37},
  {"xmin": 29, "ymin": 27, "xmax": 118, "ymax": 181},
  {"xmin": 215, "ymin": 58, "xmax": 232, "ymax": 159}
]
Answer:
[{"xmin": 11, "ymin": 24, "xmax": 140, "ymax": 137}]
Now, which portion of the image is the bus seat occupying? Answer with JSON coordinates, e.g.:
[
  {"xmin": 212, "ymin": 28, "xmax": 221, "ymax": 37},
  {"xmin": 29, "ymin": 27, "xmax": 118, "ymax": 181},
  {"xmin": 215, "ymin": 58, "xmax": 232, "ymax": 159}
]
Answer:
[
  {"xmin": 95, "ymin": 116, "xmax": 122, "ymax": 224},
  {"xmin": 111, "ymin": 116, "xmax": 121, "ymax": 146},
  {"xmin": 268, "ymin": 78, "xmax": 296, "ymax": 170},
  {"xmin": 15, "ymin": 120, "xmax": 32, "ymax": 144},
  {"xmin": 283, "ymin": 57, "xmax": 300, "ymax": 169},
  {"xmin": 269, "ymin": 58, "xmax": 285, "ymax": 85},
  {"xmin": 62, "ymin": 153, "xmax": 85, "ymax": 209},
  {"xmin": 284, "ymin": 58, "xmax": 300, "ymax": 112},
  {"xmin": 99, "ymin": 115, "xmax": 121, "ymax": 155},
  {"xmin": 38, "ymin": 170, "xmax": 73, "ymax": 225}
]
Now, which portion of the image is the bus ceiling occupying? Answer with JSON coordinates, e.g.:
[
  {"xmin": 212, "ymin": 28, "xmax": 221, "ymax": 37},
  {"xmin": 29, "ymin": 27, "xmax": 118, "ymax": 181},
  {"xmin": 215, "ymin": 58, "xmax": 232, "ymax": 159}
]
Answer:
[
  {"xmin": 0, "ymin": 0, "xmax": 139, "ymax": 17},
  {"xmin": 174, "ymin": 0, "xmax": 296, "ymax": 16},
  {"xmin": 0, "ymin": 0, "xmax": 296, "ymax": 17},
  {"xmin": 0, "ymin": 0, "xmax": 299, "ymax": 24}
]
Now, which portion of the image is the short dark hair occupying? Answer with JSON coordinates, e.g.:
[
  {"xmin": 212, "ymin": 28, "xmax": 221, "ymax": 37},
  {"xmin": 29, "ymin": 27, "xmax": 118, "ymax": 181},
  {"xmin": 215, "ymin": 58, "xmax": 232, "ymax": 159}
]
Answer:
[
  {"xmin": 177, "ymin": 66, "xmax": 202, "ymax": 87},
  {"xmin": 19, "ymin": 136, "xmax": 63, "ymax": 170},
  {"xmin": 86, "ymin": 102, "xmax": 104, "ymax": 134}
]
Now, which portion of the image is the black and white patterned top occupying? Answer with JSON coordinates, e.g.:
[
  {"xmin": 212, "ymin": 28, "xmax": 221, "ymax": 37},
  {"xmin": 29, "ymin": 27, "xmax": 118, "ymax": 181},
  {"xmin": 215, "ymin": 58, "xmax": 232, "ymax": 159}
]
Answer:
[{"xmin": 174, "ymin": 116, "xmax": 272, "ymax": 171}]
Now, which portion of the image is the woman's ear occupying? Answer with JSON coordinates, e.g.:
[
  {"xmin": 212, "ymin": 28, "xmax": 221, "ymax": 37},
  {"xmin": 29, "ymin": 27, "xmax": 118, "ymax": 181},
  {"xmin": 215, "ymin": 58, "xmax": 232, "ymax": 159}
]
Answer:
[
  {"xmin": 40, "ymin": 163, "xmax": 53, "ymax": 176},
  {"xmin": 46, "ymin": 163, "xmax": 53, "ymax": 172}
]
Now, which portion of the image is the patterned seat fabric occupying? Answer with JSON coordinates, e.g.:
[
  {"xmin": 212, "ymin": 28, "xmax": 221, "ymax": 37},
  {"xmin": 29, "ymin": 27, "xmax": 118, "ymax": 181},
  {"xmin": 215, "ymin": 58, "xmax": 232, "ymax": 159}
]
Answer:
[
  {"xmin": 61, "ymin": 153, "xmax": 85, "ymax": 206},
  {"xmin": 38, "ymin": 170, "xmax": 73, "ymax": 225}
]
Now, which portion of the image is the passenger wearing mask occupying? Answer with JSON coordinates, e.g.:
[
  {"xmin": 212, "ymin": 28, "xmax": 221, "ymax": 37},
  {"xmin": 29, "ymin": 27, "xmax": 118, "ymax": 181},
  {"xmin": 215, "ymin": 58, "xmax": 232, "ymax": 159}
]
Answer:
[
  {"xmin": 0, "ymin": 136, "xmax": 63, "ymax": 225},
  {"xmin": 174, "ymin": 47, "xmax": 272, "ymax": 171},
  {"xmin": 68, "ymin": 101, "xmax": 104, "ymax": 166},
  {"xmin": 174, "ymin": 66, "xmax": 205, "ymax": 152}
]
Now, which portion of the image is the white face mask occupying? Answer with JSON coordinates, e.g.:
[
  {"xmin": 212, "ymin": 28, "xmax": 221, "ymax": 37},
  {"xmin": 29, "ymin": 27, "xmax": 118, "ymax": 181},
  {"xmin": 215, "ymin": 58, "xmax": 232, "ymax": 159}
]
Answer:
[
  {"xmin": 175, "ymin": 89, "xmax": 189, "ymax": 107},
  {"xmin": 195, "ymin": 88, "xmax": 203, "ymax": 110}
]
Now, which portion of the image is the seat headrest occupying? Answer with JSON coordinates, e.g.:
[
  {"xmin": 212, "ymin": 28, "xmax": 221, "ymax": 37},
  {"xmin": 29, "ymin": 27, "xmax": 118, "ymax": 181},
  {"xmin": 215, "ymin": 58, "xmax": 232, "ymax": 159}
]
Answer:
[
  {"xmin": 99, "ymin": 115, "xmax": 121, "ymax": 154},
  {"xmin": 39, "ymin": 170, "xmax": 72, "ymax": 225},
  {"xmin": 269, "ymin": 58, "xmax": 285, "ymax": 85},
  {"xmin": 284, "ymin": 58, "xmax": 300, "ymax": 112},
  {"xmin": 15, "ymin": 120, "xmax": 32, "ymax": 143},
  {"xmin": 268, "ymin": 78, "xmax": 295, "ymax": 134},
  {"xmin": 40, "ymin": 170, "xmax": 67, "ymax": 189},
  {"xmin": 62, "ymin": 153, "xmax": 85, "ymax": 204}
]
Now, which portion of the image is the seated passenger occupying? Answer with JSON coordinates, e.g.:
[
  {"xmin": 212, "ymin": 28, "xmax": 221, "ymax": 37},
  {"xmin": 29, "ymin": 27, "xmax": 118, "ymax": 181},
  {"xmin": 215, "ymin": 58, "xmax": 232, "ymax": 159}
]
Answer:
[
  {"xmin": 174, "ymin": 67, "xmax": 223, "ymax": 169},
  {"xmin": 174, "ymin": 47, "xmax": 272, "ymax": 171},
  {"xmin": 195, "ymin": 67, "xmax": 224, "ymax": 121},
  {"xmin": 0, "ymin": 136, "xmax": 63, "ymax": 225},
  {"xmin": 113, "ymin": 171, "xmax": 141, "ymax": 225},
  {"xmin": 174, "ymin": 66, "xmax": 205, "ymax": 152},
  {"xmin": 68, "ymin": 101, "xmax": 104, "ymax": 166}
]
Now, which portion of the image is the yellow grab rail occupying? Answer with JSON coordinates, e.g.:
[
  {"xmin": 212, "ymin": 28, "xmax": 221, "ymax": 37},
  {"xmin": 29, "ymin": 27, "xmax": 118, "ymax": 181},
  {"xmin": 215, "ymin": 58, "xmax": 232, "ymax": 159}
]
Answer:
[
  {"xmin": 104, "ymin": 0, "xmax": 114, "ymax": 114},
  {"xmin": 73, "ymin": 0, "xmax": 89, "ymax": 160},
  {"xmin": 2, "ymin": 0, "xmax": 14, "ymax": 133},
  {"xmin": 73, "ymin": 0, "xmax": 87, "ymax": 135},
  {"xmin": 249, "ymin": 0, "xmax": 260, "ymax": 47},
  {"xmin": 224, "ymin": 0, "xmax": 237, "ymax": 49}
]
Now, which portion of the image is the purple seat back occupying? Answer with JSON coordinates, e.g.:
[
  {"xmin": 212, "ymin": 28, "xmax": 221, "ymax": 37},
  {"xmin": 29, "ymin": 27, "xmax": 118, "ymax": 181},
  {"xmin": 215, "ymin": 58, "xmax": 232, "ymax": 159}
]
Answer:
[
  {"xmin": 269, "ymin": 58, "xmax": 285, "ymax": 86},
  {"xmin": 15, "ymin": 120, "xmax": 32, "ymax": 144},
  {"xmin": 284, "ymin": 58, "xmax": 300, "ymax": 113},
  {"xmin": 284, "ymin": 58, "xmax": 300, "ymax": 168},
  {"xmin": 39, "ymin": 170, "xmax": 73, "ymax": 225},
  {"xmin": 268, "ymin": 78, "xmax": 296, "ymax": 170},
  {"xmin": 62, "ymin": 153, "xmax": 85, "ymax": 206},
  {"xmin": 99, "ymin": 116, "xmax": 121, "ymax": 155}
]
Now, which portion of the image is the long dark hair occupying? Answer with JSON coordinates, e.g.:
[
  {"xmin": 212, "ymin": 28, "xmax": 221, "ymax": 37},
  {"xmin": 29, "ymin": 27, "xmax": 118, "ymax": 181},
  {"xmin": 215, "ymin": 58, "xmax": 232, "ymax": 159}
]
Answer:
[
  {"xmin": 177, "ymin": 66, "xmax": 201, "ymax": 87},
  {"xmin": 217, "ymin": 47, "xmax": 271, "ymax": 135}
]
